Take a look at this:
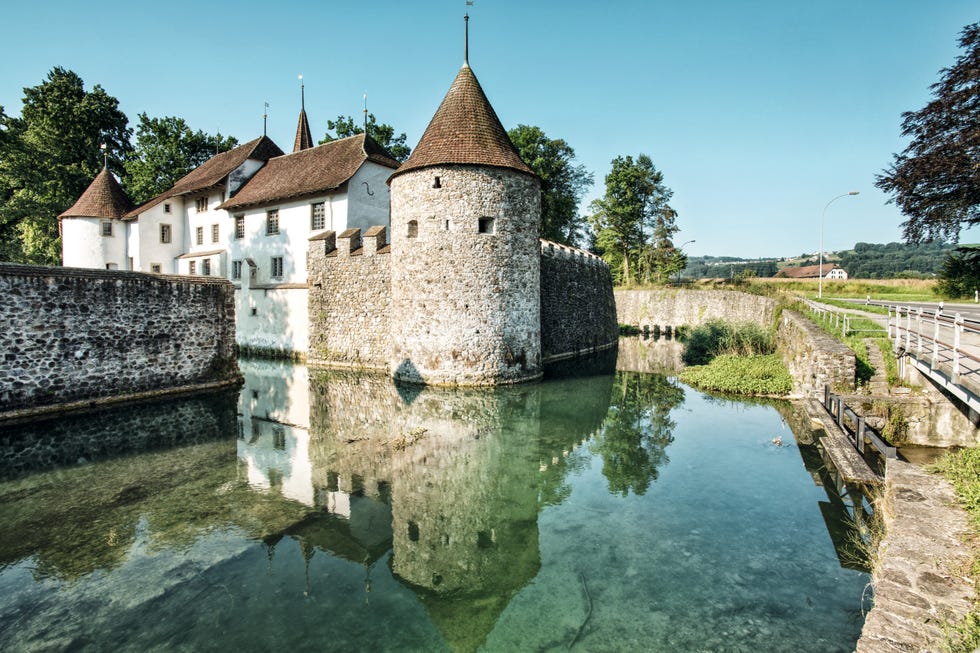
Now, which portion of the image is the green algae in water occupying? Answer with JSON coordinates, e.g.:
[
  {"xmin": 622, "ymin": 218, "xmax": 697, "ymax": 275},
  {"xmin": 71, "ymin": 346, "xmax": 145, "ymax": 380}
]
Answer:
[{"xmin": 0, "ymin": 360, "xmax": 867, "ymax": 652}]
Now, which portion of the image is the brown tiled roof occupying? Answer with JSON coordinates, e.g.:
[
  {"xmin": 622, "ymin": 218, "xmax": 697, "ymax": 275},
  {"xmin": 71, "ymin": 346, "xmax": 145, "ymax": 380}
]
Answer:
[
  {"xmin": 390, "ymin": 64, "xmax": 535, "ymax": 180},
  {"xmin": 219, "ymin": 134, "xmax": 400, "ymax": 211},
  {"xmin": 775, "ymin": 263, "xmax": 842, "ymax": 278},
  {"xmin": 125, "ymin": 136, "xmax": 284, "ymax": 218},
  {"xmin": 59, "ymin": 168, "xmax": 134, "ymax": 219},
  {"xmin": 294, "ymin": 109, "xmax": 313, "ymax": 153}
]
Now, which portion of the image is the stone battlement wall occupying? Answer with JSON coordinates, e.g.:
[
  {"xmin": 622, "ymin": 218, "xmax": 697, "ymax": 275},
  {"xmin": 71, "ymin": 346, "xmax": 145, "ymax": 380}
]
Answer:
[
  {"xmin": 307, "ymin": 227, "xmax": 391, "ymax": 370},
  {"xmin": 540, "ymin": 248, "xmax": 618, "ymax": 362},
  {"xmin": 307, "ymin": 227, "xmax": 620, "ymax": 378},
  {"xmin": 0, "ymin": 263, "xmax": 239, "ymax": 418},
  {"xmin": 615, "ymin": 288, "xmax": 777, "ymax": 330}
]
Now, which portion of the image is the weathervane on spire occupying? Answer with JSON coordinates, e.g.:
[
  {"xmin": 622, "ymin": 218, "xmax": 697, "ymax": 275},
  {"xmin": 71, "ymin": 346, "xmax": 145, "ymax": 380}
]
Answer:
[
  {"xmin": 299, "ymin": 74, "xmax": 305, "ymax": 111},
  {"xmin": 464, "ymin": 0, "xmax": 473, "ymax": 65},
  {"xmin": 263, "ymin": 101, "xmax": 269, "ymax": 136},
  {"xmin": 100, "ymin": 142, "xmax": 107, "ymax": 168}
]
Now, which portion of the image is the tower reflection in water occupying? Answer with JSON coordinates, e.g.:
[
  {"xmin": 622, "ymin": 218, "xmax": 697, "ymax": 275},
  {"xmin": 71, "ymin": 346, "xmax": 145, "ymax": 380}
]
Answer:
[{"xmin": 236, "ymin": 354, "xmax": 616, "ymax": 650}]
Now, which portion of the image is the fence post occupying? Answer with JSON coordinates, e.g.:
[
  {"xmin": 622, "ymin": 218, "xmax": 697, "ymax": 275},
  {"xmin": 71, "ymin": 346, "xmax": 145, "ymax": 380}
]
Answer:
[
  {"xmin": 894, "ymin": 307, "xmax": 903, "ymax": 348},
  {"xmin": 953, "ymin": 313, "xmax": 963, "ymax": 380},
  {"xmin": 887, "ymin": 306, "xmax": 893, "ymax": 339},
  {"xmin": 905, "ymin": 306, "xmax": 912, "ymax": 351},
  {"xmin": 842, "ymin": 315, "xmax": 849, "ymax": 338},
  {"xmin": 836, "ymin": 397, "xmax": 845, "ymax": 429},
  {"xmin": 857, "ymin": 417, "xmax": 866, "ymax": 454},
  {"xmin": 933, "ymin": 310, "xmax": 941, "ymax": 369},
  {"xmin": 916, "ymin": 307, "xmax": 923, "ymax": 355}
]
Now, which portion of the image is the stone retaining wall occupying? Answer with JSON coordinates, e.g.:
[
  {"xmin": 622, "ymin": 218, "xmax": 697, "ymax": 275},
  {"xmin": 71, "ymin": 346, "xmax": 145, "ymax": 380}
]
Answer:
[
  {"xmin": 0, "ymin": 264, "xmax": 239, "ymax": 417},
  {"xmin": 615, "ymin": 288, "xmax": 776, "ymax": 330},
  {"xmin": 776, "ymin": 309, "xmax": 856, "ymax": 396},
  {"xmin": 540, "ymin": 241, "xmax": 618, "ymax": 362}
]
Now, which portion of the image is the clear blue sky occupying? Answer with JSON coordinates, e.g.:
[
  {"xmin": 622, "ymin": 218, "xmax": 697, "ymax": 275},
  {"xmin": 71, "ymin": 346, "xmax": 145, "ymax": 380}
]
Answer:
[{"xmin": 2, "ymin": 0, "xmax": 977, "ymax": 258}]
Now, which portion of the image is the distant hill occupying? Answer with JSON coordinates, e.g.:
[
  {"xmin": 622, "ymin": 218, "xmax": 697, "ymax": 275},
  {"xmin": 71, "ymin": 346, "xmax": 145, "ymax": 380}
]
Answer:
[{"xmin": 684, "ymin": 241, "xmax": 954, "ymax": 279}]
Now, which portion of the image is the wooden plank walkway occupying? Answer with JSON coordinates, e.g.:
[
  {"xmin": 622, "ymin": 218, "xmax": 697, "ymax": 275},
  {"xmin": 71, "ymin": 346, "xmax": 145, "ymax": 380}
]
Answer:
[{"xmin": 806, "ymin": 399, "xmax": 880, "ymax": 485}]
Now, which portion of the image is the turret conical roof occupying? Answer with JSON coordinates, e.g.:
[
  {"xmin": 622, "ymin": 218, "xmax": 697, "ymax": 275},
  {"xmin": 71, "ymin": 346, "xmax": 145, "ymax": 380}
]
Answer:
[
  {"xmin": 389, "ymin": 64, "xmax": 534, "ymax": 180},
  {"xmin": 59, "ymin": 167, "xmax": 134, "ymax": 219},
  {"xmin": 293, "ymin": 108, "xmax": 313, "ymax": 152}
]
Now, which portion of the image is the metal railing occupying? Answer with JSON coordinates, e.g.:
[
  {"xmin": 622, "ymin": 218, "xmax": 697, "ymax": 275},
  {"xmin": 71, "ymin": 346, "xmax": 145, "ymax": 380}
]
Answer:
[
  {"xmin": 885, "ymin": 305, "xmax": 980, "ymax": 384},
  {"xmin": 799, "ymin": 298, "xmax": 885, "ymax": 338},
  {"xmin": 822, "ymin": 385, "xmax": 897, "ymax": 460}
]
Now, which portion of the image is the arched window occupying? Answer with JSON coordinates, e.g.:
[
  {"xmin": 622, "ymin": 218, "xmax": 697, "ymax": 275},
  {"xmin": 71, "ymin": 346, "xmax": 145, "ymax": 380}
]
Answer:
[{"xmin": 407, "ymin": 220, "xmax": 418, "ymax": 238}]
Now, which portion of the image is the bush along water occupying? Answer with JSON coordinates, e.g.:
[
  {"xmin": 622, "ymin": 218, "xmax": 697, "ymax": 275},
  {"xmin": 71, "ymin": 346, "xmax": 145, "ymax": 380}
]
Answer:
[{"xmin": 679, "ymin": 320, "xmax": 793, "ymax": 396}]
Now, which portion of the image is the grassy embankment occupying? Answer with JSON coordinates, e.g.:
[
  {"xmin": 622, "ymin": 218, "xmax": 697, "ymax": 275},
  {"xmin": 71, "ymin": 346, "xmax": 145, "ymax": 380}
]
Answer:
[
  {"xmin": 931, "ymin": 449, "xmax": 980, "ymax": 652},
  {"xmin": 677, "ymin": 320, "xmax": 793, "ymax": 396}
]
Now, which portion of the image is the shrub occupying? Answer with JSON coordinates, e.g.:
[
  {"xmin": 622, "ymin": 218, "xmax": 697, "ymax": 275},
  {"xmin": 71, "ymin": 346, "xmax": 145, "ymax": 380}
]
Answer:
[
  {"xmin": 679, "ymin": 354, "xmax": 793, "ymax": 395},
  {"xmin": 681, "ymin": 319, "xmax": 774, "ymax": 366}
]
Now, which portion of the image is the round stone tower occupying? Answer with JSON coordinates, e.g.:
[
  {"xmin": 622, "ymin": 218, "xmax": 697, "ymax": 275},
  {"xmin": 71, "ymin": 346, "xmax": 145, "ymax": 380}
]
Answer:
[
  {"xmin": 59, "ymin": 166, "xmax": 134, "ymax": 270},
  {"xmin": 388, "ymin": 63, "xmax": 542, "ymax": 385}
]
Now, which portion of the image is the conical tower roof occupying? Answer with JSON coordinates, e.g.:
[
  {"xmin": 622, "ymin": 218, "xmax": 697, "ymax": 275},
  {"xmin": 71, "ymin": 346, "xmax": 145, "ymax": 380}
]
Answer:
[
  {"xmin": 389, "ymin": 64, "xmax": 534, "ymax": 181},
  {"xmin": 59, "ymin": 167, "xmax": 134, "ymax": 219},
  {"xmin": 294, "ymin": 108, "xmax": 313, "ymax": 152}
]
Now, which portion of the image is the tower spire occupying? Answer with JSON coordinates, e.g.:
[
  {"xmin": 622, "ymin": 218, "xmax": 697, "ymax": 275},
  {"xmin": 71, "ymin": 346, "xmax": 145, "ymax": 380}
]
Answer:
[
  {"xmin": 293, "ymin": 75, "xmax": 313, "ymax": 153},
  {"xmin": 263, "ymin": 101, "xmax": 269, "ymax": 136},
  {"xmin": 363, "ymin": 92, "xmax": 368, "ymax": 133},
  {"xmin": 464, "ymin": 1, "xmax": 473, "ymax": 65}
]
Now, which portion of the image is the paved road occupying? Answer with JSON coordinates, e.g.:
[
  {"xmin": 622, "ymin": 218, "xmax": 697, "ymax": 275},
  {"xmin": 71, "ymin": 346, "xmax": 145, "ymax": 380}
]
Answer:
[{"xmin": 838, "ymin": 298, "xmax": 980, "ymax": 323}]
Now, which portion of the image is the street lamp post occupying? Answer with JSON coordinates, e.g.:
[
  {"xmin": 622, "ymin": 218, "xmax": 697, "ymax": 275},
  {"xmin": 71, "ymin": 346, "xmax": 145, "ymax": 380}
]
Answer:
[
  {"xmin": 819, "ymin": 191, "xmax": 859, "ymax": 299},
  {"xmin": 676, "ymin": 239, "xmax": 695, "ymax": 285}
]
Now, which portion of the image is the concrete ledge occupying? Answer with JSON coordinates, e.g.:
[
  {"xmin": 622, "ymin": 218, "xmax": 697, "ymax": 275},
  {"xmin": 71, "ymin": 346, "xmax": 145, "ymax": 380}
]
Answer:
[{"xmin": 0, "ymin": 377, "xmax": 243, "ymax": 427}]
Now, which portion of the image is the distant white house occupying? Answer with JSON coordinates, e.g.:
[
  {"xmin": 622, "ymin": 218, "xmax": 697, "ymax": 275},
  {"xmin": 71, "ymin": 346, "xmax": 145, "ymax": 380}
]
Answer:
[{"xmin": 60, "ymin": 108, "xmax": 401, "ymax": 356}]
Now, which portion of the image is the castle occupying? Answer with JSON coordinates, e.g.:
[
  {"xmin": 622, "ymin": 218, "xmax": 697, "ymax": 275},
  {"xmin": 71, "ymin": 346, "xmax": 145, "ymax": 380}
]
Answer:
[{"xmin": 60, "ymin": 38, "xmax": 617, "ymax": 386}]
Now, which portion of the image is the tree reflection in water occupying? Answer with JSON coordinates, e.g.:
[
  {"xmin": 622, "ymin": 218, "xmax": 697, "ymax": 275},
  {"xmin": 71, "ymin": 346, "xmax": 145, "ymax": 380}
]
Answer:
[{"xmin": 591, "ymin": 371, "xmax": 685, "ymax": 496}]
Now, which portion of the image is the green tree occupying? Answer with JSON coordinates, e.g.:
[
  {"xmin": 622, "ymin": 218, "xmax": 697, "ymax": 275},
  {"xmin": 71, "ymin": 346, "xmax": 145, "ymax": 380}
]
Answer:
[
  {"xmin": 587, "ymin": 154, "xmax": 674, "ymax": 285},
  {"xmin": 124, "ymin": 113, "xmax": 237, "ymax": 205},
  {"xmin": 876, "ymin": 22, "xmax": 980, "ymax": 243},
  {"xmin": 0, "ymin": 68, "xmax": 131, "ymax": 264},
  {"xmin": 936, "ymin": 247, "xmax": 980, "ymax": 298},
  {"xmin": 507, "ymin": 124, "xmax": 593, "ymax": 245},
  {"xmin": 319, "ymin": 113, "xmax": 411, "ymax": 162}
]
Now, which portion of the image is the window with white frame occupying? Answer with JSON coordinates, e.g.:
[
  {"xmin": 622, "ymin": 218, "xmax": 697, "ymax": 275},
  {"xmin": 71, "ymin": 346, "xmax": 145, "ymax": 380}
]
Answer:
[
  {"xmin": 232, "ymin": 260, "xmax": 243, "ymax": 280},
  {"xmin": 101, "ymin": 221, "xmax": 113, "ymax": 237},
  {"xmin": 235, "ymin": 215, "xmax": 245, "ymax": 239},
  {"xmin": 211, "ymin": 224, "xmax": 219, "ymax": 243},
  {"xmin": 160, "ymin": 224, "xmax": 172, "ymax": 243},
  {"xmin": 202, "ymin": 259, "xmax": 211, "ymax": 276},
  {"xmin": 163, "ymin": 203, "xmax": 171, "ymax": 214},
  {"xmin": 266, "ymin": 210, "xmax": 279, "ymax": 236},
  {"xmin": 196, "ymin": 197, "xmax": 208, "ymax": 212},
  {"xmin": 196, "ymin": 226, "xmax": 204, "ymax": 245},
  {"xmin": 271, "ymin": 256, "xmax": 284, "ymax": 279},
  {"xmin": 189, "ymin": 260, "xmax": 197, "ymax": 275},
  {"xmin": 311, "ymin": 202, "xmax": 325, "ymax": 230},
  {"xmin": 150, "ymin": 263, "xmax": 162, "ymax": 273}
]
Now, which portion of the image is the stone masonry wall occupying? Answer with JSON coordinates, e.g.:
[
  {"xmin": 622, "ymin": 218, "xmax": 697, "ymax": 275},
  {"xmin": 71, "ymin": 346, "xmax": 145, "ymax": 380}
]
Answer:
[
  {"xmin": 389, "ymin": 165, "xmax": 542, "ymax": 385},
  {"xmin": 776, "ymin": 309, "xmax": 856, "ymax": 396},
  {"xmin": 615, "ymin": 288, "xmax": 777, "ymax": 329},
  {"xmin": 540, "ymin": 240, "xmax": 618, "ymax": 361},
  {"xmin": 0, "ymin": 263, "xmax": 239, "ymax": 416},
  {"xmin": 307, "ymin": 227, "xmax": 391, "ymax": 370}
]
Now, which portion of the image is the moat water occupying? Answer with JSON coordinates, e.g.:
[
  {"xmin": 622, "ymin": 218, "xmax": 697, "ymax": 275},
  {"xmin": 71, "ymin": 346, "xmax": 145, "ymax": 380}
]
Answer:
[{"xmin": 0, "ymin": 352, "xmax": 869, "ymax": 652}]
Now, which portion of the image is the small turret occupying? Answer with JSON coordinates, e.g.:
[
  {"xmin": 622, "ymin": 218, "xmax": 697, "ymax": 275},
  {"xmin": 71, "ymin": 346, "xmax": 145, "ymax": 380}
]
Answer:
[{"xmin": 60, "ymin": 166, "xmax": 134, "ymax": 269}]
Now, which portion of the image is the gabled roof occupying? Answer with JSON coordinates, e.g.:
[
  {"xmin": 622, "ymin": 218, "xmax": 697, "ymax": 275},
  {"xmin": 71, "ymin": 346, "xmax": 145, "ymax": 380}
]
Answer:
[
  {"xmin": 390, "ymin": 64, "xmax": 535, "ymax": 181},
  {"xmin": 219, "ymin": 133, "xmax": 400, "ymax": 211},
  {"xmin": 294, "ymin": 109, "xmax": 313, "ymax": 152},
  {"xmin": 125, "ymin": 136, "xmax": 284, "ymax": 218},
  {"xmin": 59, "ymin": 167, "xmax": 134, "ymax": 219}
]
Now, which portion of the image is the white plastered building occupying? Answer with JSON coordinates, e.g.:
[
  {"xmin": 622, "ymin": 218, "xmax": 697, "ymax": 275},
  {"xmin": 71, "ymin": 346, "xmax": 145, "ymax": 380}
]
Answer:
[{"xmin": 60, "ymin": 110, "xmax": 401, "ymax": 357}]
